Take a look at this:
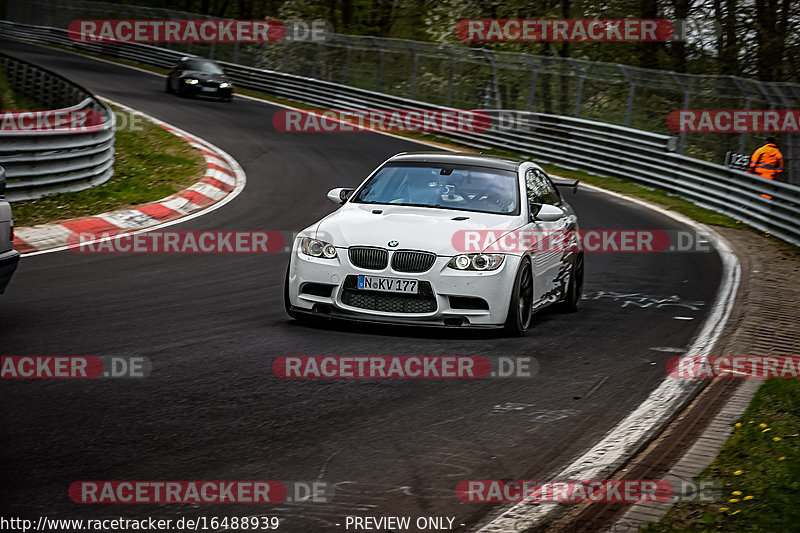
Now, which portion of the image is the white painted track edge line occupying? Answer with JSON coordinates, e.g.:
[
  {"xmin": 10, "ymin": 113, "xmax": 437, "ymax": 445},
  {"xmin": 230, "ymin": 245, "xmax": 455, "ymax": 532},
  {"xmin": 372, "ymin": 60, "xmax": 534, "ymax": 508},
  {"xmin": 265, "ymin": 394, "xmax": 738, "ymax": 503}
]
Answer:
[
  {"xmin": 21, "ymin": 97, "xmax": 247, "ymax": 257},
  {"xmin": 475, "ymin": 185, "xmax": 741, "ymax": 532}
]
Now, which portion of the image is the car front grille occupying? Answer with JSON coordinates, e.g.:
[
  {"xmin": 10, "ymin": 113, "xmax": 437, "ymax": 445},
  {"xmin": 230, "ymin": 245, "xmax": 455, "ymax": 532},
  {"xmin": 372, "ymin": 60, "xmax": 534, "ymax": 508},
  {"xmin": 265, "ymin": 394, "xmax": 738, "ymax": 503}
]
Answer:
[
  {"xmin": 340, "ymin": 276, "xmax": 436, "ymax": 313},
  {"xmin": 349, "ymin": 247, "xmax": 388, "ymax": 270},
  {"xmin": 201, "ymin": 81, "xmax": 219, "ymax": 88},
  {"xmin": 391, "ymin": 250, "xmax": 436, "ymax": 273}
]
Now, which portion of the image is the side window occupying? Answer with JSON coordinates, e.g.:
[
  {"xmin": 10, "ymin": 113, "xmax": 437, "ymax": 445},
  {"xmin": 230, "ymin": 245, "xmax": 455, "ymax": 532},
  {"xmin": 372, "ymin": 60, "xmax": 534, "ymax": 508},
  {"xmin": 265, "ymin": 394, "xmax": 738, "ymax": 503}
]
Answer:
[{"xmin": 525, "ymin": 168, "xmax": 560, "ymax": 205}]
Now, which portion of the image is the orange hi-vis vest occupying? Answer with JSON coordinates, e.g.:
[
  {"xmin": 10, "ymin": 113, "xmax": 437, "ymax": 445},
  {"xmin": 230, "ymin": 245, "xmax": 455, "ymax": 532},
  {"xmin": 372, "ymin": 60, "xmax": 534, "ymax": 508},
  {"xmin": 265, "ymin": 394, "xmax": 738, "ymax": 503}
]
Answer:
[{"xmin": 748, "ymin": 143, "xmax": 783, "ymax": 180}]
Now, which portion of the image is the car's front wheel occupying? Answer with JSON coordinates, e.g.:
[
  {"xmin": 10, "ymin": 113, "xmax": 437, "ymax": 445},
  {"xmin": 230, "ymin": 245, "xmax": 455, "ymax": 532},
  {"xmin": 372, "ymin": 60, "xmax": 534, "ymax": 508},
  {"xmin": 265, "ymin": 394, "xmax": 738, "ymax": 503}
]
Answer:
[{"xmin": 505, "ymin": 259, "xmax": 534, "ymax": 336}]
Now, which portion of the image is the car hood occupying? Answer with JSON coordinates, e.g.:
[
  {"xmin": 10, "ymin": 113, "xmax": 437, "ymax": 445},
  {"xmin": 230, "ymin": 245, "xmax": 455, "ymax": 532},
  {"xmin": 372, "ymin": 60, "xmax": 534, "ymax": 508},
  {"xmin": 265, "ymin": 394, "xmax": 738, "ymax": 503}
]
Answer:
[
  {"xmin": 314, "ymin": 203, "xmax": 523, "ymax": 255},
  {"xmin": 181, "ymin": 70, "xmax": 228, "ymax": 82}
]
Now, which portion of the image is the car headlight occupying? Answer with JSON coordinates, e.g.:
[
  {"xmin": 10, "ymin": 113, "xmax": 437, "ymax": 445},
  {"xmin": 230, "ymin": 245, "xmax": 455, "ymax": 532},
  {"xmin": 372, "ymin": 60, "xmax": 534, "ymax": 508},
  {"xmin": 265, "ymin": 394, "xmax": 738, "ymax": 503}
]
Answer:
[
  {"xmin": 448, "ymin": 253, "xmax": 504, "ymax": 271},
  {"xmin": 301, "ymin": 237, "xmax": 337, "ymax": 259},
  {"xmin": 219, "ymin": 82, "xmax": 232, "ymax": 88},
  {"xmin": 184, "ymin": 78, "xmax": 199, "ymax": 85}
]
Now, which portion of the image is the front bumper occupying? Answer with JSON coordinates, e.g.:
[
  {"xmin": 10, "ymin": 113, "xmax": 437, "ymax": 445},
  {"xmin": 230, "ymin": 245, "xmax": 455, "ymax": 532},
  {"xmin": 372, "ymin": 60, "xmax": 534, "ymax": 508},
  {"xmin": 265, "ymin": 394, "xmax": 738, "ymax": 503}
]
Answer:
[
  {"xmin": 287, "ymin": 245, "xmax": 521, "ymax": 328},
  {"xmin": 181, "ymin": 83, "xmax": 233, "ymax": 99},
  {"xmin": 0, "ymin": 249, "xmax": 20, "ymax": 294}
]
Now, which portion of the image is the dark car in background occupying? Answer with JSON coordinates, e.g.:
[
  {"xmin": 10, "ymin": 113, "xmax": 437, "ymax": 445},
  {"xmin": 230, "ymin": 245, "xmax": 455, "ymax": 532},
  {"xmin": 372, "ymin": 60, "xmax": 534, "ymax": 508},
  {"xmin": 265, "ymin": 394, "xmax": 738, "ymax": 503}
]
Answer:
[
  {"xmin": 166, "ymin": 57, "xmax": 234, "ymax": 102},
  {"xmin": 0, "ymin": 167, "xmax": 20, "ymax": 294}
]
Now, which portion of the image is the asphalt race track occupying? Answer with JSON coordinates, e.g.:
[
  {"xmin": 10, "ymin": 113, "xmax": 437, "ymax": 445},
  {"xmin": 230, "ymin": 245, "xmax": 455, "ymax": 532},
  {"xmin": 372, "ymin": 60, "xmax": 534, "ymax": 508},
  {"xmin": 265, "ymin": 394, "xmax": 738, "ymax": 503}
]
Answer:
[{"xmin": 0, "ymin": 39, "xmax": 723, "ymax": 531}]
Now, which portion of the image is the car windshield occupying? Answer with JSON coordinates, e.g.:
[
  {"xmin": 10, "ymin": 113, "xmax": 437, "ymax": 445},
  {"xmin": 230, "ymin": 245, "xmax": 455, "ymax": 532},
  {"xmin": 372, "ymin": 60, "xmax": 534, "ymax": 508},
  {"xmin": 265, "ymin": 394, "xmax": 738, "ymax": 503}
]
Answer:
[
  {"xmin": 352, "ymin": 163, "xmax": 519, "ymax": 215},
  {"xmin": 183, "ymin": 60, "xmax": 224, "ymax": 74}
]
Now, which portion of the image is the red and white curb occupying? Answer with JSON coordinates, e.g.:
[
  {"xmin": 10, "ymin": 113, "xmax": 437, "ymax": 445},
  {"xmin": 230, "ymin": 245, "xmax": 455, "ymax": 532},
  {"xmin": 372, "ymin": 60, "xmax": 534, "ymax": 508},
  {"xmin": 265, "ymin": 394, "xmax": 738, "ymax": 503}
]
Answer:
[{"xmin": 12, "ymin": 97, "xmax": 246, "ymax": 256}]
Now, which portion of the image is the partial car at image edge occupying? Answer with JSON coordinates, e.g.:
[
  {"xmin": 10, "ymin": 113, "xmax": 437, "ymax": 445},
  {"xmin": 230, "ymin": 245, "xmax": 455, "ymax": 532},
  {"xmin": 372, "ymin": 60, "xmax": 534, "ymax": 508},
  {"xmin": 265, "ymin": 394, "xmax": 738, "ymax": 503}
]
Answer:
[{"xmin": 0, "ymin": 167, "xmax": 20, "ymax": 294}]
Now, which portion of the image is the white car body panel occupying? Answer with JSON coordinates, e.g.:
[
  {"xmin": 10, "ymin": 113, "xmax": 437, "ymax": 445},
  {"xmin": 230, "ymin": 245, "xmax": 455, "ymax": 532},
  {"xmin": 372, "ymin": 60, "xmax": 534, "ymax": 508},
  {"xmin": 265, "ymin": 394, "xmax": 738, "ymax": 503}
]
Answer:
[{"xmin": 285, "ymin": 153, "xmax": 580, "ymax": 329}]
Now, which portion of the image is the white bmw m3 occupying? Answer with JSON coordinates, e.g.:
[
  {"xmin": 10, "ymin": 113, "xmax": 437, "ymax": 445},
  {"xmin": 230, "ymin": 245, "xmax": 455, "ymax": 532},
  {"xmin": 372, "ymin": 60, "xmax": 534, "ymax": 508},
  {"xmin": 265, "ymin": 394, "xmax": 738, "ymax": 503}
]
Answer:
[{"xmin": 284, "ymin": 152, "xmax": 583, "ymax": 335}]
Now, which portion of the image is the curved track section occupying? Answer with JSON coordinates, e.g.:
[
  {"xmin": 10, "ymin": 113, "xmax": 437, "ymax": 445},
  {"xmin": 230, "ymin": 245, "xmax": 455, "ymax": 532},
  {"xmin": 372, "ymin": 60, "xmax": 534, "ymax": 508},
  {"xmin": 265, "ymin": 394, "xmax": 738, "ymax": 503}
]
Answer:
[{"xmin": 0, "ymin": 40, "xmax": 723, "ymax": 531}]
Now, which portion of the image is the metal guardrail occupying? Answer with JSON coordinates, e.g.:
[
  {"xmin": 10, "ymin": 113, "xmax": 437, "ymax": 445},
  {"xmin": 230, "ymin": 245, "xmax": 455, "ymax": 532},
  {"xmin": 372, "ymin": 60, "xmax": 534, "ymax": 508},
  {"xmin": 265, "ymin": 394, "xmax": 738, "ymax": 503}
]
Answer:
[
  {"xmin": 0, "ymin": 50, "xmax": 115, "ymax": 201},
  {"xmin": 1, "ymin": 20, "xmax": 797, "ymax": 245}
]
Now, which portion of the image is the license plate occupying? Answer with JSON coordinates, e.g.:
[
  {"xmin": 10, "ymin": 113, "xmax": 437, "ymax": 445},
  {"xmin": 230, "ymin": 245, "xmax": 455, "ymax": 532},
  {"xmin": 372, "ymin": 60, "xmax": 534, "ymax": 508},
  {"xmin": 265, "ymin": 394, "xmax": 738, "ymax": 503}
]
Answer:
[
  {"xmin": 357, "ymin": 275, "xmax": 418, "ymax": 294},
  {"xmin": 201, "ymin": 87, "xmax": 218, "ymax": 93}
]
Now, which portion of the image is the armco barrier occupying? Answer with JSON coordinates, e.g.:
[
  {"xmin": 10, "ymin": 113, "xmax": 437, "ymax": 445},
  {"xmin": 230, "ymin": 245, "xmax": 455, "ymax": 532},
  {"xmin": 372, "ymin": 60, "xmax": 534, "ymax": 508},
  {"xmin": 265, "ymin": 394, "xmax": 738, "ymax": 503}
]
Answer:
[
  {"xmin": 0, "ymin": 20, "xmax": 797, "ymax": 244},
  {"xmin": 0, "ymin": 50, "xmax": 115, "ymax": 201}
]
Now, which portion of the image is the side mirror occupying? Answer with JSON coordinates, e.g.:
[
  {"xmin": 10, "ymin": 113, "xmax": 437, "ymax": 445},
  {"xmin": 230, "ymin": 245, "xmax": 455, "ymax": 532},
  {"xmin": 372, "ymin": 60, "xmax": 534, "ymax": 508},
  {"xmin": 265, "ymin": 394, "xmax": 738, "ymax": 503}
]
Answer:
[
  {"xmin": 531, "ymin": 203, "xmax": 564, "ymax": 222},
  {"xmin": 327, "ymin": 187, "xmax": 354, "ymax": 205},
  {"xmin": 552, "ymin": 178, "xmax": 579, "ymax": 194}
]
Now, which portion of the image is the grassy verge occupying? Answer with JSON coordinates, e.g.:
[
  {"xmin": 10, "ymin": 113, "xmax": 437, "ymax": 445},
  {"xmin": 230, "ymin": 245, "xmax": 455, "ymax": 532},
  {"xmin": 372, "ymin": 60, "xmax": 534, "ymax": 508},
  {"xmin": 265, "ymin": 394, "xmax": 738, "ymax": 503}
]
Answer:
[
  {"xmin": 12, "ymin": 104, "xmax": 205, "ymax": 226},
  {"xmin": 643, "ymin": 379, "xmax": 800, "ymax": 532},
  {"xmin": 0, "ymin": 72, "xmax": 44, "ymax": 110}
]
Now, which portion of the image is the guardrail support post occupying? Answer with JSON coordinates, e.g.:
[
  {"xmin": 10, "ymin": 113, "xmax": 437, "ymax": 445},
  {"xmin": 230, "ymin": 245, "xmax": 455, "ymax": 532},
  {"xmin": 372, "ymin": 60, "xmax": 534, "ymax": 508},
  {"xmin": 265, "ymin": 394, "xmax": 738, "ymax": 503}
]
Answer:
[
  {"xmin": 525, "ymin": 54, "xmax": 538, "ymax": 112},
  {"xmin": 342, "ymin": 44, "xmax": 351, "ymax": 85},
  {"xmin": 311, "ymin": 41, "xmax": 321, "ymax": 79},
  {"xmin": 482, "ymin": 49, "xmax": 501, "ymax": 109},
  {"xmin": 619, "ymin": 65, "xmax": 636, "ymax": 128},
  {"xmin": 730, "ymin": 77, "xmax": 753, "ymax": 157},
  {"xmin": 409, "ymin": 49, "xmax": 419, "ymax": 100},
  {"xmin": 572, "ymin": 62, "xmax": 586, "ymax": 118},
  {"xmin": 738, "ymin": 98, "xmax": 751, "ymax": 155},
  {"xmin": 373, "ymin": 37, "xmax": 384, "ymax": 93},
  {"xmin": 444, "ymin": 45, "xmax": 455, "ymax": 107},
  {"xmin": 671, "ymin": 73, "xmax": 690, "ymax": 155}
]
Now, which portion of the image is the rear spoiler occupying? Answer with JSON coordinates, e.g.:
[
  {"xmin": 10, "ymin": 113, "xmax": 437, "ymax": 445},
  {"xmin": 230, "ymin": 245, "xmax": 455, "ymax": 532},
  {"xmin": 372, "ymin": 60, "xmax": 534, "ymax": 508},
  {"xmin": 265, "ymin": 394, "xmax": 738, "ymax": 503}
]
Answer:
[{"xmin": 550, "ymin": 176, "xmax": 579, "ymax": 194}]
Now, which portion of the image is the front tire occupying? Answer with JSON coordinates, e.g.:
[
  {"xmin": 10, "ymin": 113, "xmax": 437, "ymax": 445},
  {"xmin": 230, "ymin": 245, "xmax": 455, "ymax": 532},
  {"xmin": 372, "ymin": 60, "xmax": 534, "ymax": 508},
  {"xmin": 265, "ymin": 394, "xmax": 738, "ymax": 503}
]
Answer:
[{"xmin": 505, "ymin": 259, "xmax": 534, "ymax": 336}]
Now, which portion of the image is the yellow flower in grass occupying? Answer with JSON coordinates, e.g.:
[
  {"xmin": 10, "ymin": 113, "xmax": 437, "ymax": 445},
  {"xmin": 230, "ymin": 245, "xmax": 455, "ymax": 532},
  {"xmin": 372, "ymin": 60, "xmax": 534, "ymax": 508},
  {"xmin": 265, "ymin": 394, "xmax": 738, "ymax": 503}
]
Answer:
[
  {"xmin": 744, "ymin": 496, "xmax": 754, "ymax": 501},
  {"xmin": 779, "ymin": 456, "xmax": 786, "ymax": 461},
  {"xmin": 731, "ymin": 510, "xmax": 741, "ymax": 515},
  {"xmin": 759, "ymin": 423, "xmax": 768, "ymax": 428},
  {"xmin": 733, "ymin": 470, "xmax": 744, "ymax": 475},
  {"xmin": 773, "ymin": 437, "xmax": 782, "ymax": 441},
  {"xmin": 731, "ymin": 491, "xmax": 742, "ymax": 496},
  {"xmin": 748, "ymin": 420, "xmax": 754, "ymax": 424},
  {"xmin": 734, "ymin": 422, "xmax": 742, "ymax": 428},
  {"xmin": 719, "ymin": 507, "xmax": 729, "ymax": 512},
  {"xmin": 762, "ymin": 428, "xmax": 772, "ymax": 433},
  {"xmin": 730, "ymin": 498, "xmax": 740, "ymax": 503}
]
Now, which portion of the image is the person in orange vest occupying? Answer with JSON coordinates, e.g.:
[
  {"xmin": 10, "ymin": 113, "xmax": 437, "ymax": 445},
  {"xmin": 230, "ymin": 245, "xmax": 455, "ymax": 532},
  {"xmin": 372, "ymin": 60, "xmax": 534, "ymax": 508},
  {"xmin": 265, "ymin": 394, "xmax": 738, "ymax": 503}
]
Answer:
[{"xmin": 747, "ymin": 137, "xmax": 783, "ymax": 199}]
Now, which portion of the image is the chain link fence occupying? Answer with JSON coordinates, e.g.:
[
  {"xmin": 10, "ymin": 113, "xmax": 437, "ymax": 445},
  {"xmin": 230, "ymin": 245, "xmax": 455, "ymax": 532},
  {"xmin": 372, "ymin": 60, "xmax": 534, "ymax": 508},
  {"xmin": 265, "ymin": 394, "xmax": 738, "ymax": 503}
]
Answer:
[{"xmin": 5, "ymin": 0, "xmax": 800, "ymax": 184}]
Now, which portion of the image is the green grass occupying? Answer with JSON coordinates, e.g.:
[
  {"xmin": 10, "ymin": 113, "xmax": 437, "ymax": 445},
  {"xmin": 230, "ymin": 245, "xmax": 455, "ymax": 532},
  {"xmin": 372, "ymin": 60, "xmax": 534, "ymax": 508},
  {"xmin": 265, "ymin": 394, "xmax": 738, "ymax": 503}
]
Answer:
[
  {"xmin": 12, "ymin": 104, "xmax": 205, "ymax": 226},
  {"xmin": 0, "ymin": 72, "xmax": 44, "ymax": 110},
  {"xmin": 643, "ymin": 379, "xmax": 800, "ymax": 532}
]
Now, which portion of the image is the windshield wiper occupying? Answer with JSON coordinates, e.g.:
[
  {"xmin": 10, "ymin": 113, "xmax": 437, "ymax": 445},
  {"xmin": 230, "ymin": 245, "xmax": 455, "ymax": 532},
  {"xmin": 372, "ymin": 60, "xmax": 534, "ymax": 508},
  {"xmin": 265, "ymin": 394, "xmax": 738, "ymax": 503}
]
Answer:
[{"xmin": 398, "ymin": 203, "xmax": 445, "ymax": 208}]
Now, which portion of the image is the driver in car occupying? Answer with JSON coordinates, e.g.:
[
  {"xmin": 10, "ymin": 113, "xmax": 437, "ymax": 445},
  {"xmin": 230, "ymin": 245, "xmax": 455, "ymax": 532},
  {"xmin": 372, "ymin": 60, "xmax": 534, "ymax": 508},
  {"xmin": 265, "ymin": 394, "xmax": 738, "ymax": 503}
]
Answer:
[{"xmin": 404, "ymin": 170, "xmax": 442, "ymax": 205}]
